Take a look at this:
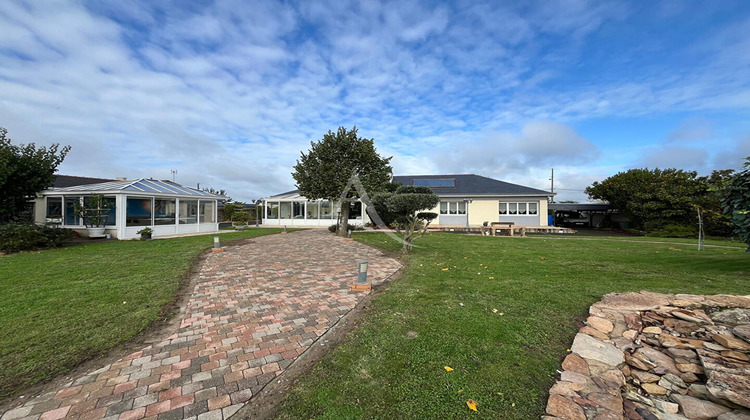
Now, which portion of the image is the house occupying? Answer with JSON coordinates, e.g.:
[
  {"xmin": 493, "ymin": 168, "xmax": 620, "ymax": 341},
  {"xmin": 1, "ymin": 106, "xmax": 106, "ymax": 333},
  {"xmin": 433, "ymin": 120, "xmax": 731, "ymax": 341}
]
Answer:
[
  {"xmin": 32, "ymin": 178, "xmax": 224, "ymax": 239},
  {"xmin": 261, "ymin": 174, "xmax": 553, "ymax": 227}
]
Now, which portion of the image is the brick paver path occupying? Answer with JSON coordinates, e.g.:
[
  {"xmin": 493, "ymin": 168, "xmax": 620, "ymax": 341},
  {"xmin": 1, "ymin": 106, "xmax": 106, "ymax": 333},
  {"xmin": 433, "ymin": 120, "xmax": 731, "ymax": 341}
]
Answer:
[{"xmin": 2, "ymin": 230, "xmax": 401, "ymax": 420}]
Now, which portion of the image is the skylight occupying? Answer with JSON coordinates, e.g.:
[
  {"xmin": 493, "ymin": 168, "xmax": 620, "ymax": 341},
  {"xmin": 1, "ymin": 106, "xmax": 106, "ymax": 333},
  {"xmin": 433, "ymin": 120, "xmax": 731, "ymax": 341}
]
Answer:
[{"xmin": 413, "ymin": 179, "xmax": 455, "ymax": 188}]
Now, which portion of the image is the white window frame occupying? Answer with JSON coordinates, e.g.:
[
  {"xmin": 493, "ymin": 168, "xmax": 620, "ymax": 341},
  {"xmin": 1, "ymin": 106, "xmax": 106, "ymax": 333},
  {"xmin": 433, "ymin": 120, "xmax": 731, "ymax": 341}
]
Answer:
[{"xmin": 500, "ymin": 202, "xmax": 539, "ymax": 216}]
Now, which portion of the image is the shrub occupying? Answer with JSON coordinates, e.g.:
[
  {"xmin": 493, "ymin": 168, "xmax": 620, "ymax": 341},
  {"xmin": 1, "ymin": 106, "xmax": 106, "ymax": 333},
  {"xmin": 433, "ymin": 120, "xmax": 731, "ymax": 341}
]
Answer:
[
  {"xmin": 328, "ymin": 224, "xmax": 362, "ymax": 233},
  {"xmin": 645, "ymin": 224, "xmax": 696, "ymax": 238},
  {"xmin": 0, "ymin": 223, "xmax": 74, "ymax": 253}
]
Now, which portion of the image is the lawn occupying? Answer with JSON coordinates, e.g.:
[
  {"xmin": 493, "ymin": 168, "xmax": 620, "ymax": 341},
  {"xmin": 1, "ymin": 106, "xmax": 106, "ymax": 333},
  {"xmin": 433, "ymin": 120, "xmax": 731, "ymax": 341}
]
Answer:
[
  {"xmin": 278, "ymin": 232, "xmax": 750, "ymax": 419},
  {"xmin": 0, "ymin": 228, "xmax": 284, "ymax": 401}
]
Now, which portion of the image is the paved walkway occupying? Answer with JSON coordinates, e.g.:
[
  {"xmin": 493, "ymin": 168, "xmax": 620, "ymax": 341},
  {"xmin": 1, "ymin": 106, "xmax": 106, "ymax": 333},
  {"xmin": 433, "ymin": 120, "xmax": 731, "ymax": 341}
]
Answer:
[{"xmin": 2, "ymin": 230, "xmax": 401, "ymax": 420}]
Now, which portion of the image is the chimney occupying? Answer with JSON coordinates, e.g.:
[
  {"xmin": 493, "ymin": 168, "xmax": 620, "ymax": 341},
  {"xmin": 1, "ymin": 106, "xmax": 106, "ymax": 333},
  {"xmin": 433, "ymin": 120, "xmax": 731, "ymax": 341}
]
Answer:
[{"xmin": 115, "ymin": 177, "xmax": 127, "ymax": 181}]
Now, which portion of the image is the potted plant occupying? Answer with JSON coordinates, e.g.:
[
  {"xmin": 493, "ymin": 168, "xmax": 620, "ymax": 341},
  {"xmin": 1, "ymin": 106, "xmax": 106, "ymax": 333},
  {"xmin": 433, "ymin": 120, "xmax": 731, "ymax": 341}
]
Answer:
[
  {"xmin": 233, "ymin": 211, "xmax": 249, "ymax": 231},
  {"xmin": 73, "ymin": 194, "xmax": 112, "ymax": 239},
  {"xmin": 136, "ymin": 227, "xmax": 153, "ymax": 240}
]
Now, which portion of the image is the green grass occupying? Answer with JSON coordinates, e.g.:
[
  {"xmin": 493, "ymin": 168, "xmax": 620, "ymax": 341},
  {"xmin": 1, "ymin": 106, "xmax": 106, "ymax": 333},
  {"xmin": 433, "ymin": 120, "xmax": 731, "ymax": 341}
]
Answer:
[
  {"xmin": 278, "ymin": 233, "xmax": 750, "ymax": 419},
  {"xmin": 0, "ymin": 228, "xmax": 285, "ymax": 400},
  {"xmin": 550, "ymin": 232, "xmax": 746, "ymax": 248}
]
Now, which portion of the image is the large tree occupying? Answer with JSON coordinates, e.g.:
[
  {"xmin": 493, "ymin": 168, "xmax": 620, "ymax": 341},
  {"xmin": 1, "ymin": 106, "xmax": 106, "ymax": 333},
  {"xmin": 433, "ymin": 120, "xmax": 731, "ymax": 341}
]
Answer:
[
  {"xmin": 372, "ymin": 185, "xmax": 439, "ymax": 252},
  {"xmin": 292, "ymin": 126, "xmax": 392, "ymax": 236},
  {"xmin": 0, "ymin": 128, "xmax": 70, "ymax": 223},
  {"xmin": 585, "ymin": 168, "xmax": 709, "ymax": 232},
  {"xmin": 722, "ymin": 157, "xmax": 750, "ymax": 252}
]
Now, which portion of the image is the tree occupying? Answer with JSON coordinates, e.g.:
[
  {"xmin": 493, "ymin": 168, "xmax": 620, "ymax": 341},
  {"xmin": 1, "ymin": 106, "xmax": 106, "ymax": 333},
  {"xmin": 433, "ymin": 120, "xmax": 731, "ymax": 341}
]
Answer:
[
  {"xmin": 722, "ymin": 157, "xmax": 750, "ymax": 252},
  {"xmin": 0, "ymin": 128, "xmax": 70, "ymax": 223},
  {"xmin": 586, "ymin": 168, "xmax": 709, "ymax": 232},
  {"xmin": 202, "ymin": 187, "xmax": 232, "ymax": 202},
  {"xmin": 292, "ymin": 126, "xmax": 392, "ymax": 236},
  {"xmin": 371, "ymin": 185, "xmax": 439, "ymax": 252}
]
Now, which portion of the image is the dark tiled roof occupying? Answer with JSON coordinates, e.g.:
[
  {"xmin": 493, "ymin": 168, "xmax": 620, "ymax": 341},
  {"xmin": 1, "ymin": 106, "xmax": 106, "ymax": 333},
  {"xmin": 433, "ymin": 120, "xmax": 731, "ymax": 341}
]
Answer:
[
  {"xmin": 392, "ymin": 174, "xmax": 552, "ymax": 196},
  {"xmin": 53, "ymin": 175, "xmax": 116, "ymax": 188}
]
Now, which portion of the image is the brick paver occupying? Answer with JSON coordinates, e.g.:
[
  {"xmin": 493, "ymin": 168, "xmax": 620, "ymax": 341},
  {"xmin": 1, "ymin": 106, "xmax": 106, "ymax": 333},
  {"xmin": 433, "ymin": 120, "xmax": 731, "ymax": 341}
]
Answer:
[{"xmin": 1, "ymin": 230, "xmax": 400, "ymax": 420}]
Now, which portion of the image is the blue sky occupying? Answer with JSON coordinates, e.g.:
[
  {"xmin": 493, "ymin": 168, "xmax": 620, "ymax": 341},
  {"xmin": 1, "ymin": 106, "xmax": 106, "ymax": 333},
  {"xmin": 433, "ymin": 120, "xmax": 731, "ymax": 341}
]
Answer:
[{"xmin": 1, "ymin": 0, "xmax": 749, "ymax": 202}]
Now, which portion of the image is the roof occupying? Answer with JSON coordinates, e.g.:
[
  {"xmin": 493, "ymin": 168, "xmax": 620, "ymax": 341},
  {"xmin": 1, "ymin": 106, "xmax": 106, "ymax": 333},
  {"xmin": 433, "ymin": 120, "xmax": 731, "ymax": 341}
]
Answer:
[
  {"xmin": 53, "ymin": 175, "xmax": 116, "ymax": 188},
  {"xmin": 392, "ymin": 174, "xmax": 553, "ymax": 197},
  {"xmin": 44, "ymin": 179, "xmax": 225, "ymax": 199}
]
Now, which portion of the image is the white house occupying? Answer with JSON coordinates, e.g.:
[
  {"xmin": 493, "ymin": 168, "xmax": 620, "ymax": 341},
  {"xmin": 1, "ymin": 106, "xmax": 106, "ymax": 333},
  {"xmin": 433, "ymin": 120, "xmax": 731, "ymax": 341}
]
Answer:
[{"xmin": 33, "ymin": 178, "xmax": 223, "ymax": 239}]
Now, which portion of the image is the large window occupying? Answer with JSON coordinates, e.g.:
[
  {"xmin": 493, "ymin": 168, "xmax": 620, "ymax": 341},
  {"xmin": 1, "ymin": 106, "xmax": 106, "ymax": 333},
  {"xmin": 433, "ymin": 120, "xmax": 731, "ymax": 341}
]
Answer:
[
  {"xmin": 320, "ymin": 201, "xmax": 333, "ymax": 219},
  {"xmin": 127, "ymin": 198, "xmax": 152, "ymax": 226},
  {"xmin": 439, "ymin": 201, "xmax": 466, "ymax": 215},
  {"xmin": 306, "ymin": 202, "xmax": 319, "ymax": 219},
  {"xmin": 64, "ymin": 196, "xmax": 81, "ymax": 225},
  {"xmin": 199, "ymin": 201, "xmax": 215, "ymax": 223},
  {"xmin": 179, "ymin": 200, "xmax": 198, "ymax": 224},
  {"xmin": 499, "ymin": 202, "xmax": 538, "ymax": 215},
  {"xmin": 154, "ymin": 199, "xmax": 176, "ymax": 225},
  {"xmin": 47, "ymin": 197, "xmax": 62, "ymax": 223},
  {"xmin": 293, "ymin": 202, "xmax": 304, "ymax": 219},
  {"xmin": 279, "ymin": 202, "xmax": 292, "ymax": 219},
  {"xmin": 267, "ymin": 202, "xmax": 279, "ymax": 219},
  {"xmin": 102, "ymin": 197, "xmax": 116, "ymax": 225}
]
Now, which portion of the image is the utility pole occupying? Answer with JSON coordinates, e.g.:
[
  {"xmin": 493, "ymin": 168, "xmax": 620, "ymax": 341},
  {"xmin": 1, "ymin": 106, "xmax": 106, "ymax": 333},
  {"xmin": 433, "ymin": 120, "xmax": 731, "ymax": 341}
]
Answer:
[{"xmin": 550, "ymin": 168, "xmax": 555, "ymax": 203}]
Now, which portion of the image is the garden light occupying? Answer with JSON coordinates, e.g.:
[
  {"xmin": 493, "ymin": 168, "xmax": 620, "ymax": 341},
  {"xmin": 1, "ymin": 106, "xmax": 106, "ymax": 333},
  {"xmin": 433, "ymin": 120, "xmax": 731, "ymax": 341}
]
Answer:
[
  {"xmin": 351, "ymin": 261, "xmax": 371, "ymax": 291},
  {"xmin": 212, "ymin": 236, "xmax": 224, "ymax": 252}
]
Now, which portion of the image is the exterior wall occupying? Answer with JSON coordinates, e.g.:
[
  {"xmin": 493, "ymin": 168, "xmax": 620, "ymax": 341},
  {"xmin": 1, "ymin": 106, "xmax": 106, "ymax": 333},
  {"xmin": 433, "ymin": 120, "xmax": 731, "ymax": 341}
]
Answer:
[
  {"xmin": 261, "ymin": 199, "xmax": 369, "ymax": 227},
  {"xmin": 467, "ymin": 200, "xmax": 498, "ymax": 225},
  {"xmin": 433, "ymin": 196, "xmax": 550, "ymax": 227},
  {"xmin": 539, "ymin": 199, "xmax": 549, "ymax": 226}
]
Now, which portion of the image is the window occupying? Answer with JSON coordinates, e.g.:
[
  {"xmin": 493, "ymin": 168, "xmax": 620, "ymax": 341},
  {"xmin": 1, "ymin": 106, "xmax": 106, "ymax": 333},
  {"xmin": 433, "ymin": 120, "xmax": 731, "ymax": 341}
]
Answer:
[
  {"xmin": 457, "ymin": 201, "xmax": 466, "ymax": 215},
  {"xmin": 350, "ymin": 202, "xmax": 362, "ymax": 219},
  {"xmin": 154, "ymin": 199, "xmax": 176, "ymax": 225},
  {"xmin": 528, "ymin": 203, "xmax": 538, "ymax": 215},
  {"xmin": 441, "ymin": 201, "xmax": 467, "ymax": 215},
  {"xmin": 199, "ymin": 201, "xmax": 215, "ymax": 223},
  {"xmin": 508, "ymin": 203, "xmax": 517, "ymax": 215},
  {"xmin": 101, "ymin": 197, "xmax": 116, "ymax": 225},
  {"xmin": 500, "ymin": 202, "xmax": 539, "ymax": 216},
  {"xmin": 518, "ymin": 203, "xmax": 527, "ymax": 215},
  {"xmin": 179, "ymin": 200, "xmax": 198, "ymax": 224},
  {"xmin": 293, "ymin": 202, "xmax": 304, "ymax": 219},
  {"xmin": 279, "ymin": 202, "xmax": 292, "ymax": 219},
  {"xmin": 449, "ymin": 202, "xmax": 457, "ymax": 214},
  {"xmin": 306, "ymin": 202, "xmax": 320, "ymax": 219},
  {"xmin": 320, "ymin": 201, "xmax": 333, "ymax": 219},
  {"xmin": 64, "ymin": 196, "xmax": 81, "ymax": 225},
  {"xmin": 267, "ymin": 202, "xmax": 279, "ymax": 219},
  {"xmin": 413, "ymin": 179, "xmax": 455, "ymax": 188},
  {"xmin": 127, "ymin": 198, "xmax": 152, "ymax": 226},
  {"xmin": 47, "ymin": 197, "xmax": 62, "ymax": 223},
  {"xmin": 499, "ymin": 202, "xmax": 507, "ymax": 215},
  {"xmin": 440, "ymin": 202, "xmax": 448, "ymax": 214}
]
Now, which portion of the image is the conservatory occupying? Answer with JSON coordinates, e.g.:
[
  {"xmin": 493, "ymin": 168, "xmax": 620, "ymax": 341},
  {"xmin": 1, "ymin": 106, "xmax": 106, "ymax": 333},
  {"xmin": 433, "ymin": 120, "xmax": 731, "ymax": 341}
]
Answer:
[
  {"xmin": 33, "ymin": 178, "xmax": 223, "ymax": 239},
  {"xmin": 261, "ymin": 190, "xmax": 369, "ymax": 227}
]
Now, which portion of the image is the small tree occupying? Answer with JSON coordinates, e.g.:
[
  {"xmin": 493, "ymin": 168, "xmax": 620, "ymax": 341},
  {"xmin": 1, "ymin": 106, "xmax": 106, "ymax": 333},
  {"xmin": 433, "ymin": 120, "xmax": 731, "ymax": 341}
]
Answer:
[
  {"xmin": 384, "ymin": 185, "xmax": 439, "ymax": 252},
  {"xmin": 722, "ymin": 157, "xmax": 750, "ymax": 252},
  {"xmin": 0, "ymin": 127, "xmax": 70, "ymax": 223},
  {"xmin": 73, "ymin": 195, "xmax": 113, "ymax": 228},
  {"xmin": 292, "ymin": 126, "xmax": 392, "ymax": 236}
]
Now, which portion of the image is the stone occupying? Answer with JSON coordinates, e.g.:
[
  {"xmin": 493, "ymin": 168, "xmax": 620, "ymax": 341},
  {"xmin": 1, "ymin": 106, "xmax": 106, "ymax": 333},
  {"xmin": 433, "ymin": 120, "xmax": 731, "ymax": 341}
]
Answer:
[
  {"xmin": 571, "ymin": 333, "xmax": 625, "ymax": 367},
  {"xmin": 679, "ymin": 373, "xmax": 700, "ymax": 384},
  {"xmin": 712, "ymin": 309, "xmax": 750, "ymax": 326},
  {"xmin": 722, "ymin": 351, "xmax": 750, "ymax": 362},
  {"xmin": 643, "ymin": 327, "xmax": 663, "ymax": 334},
  {"xmin": 589, "ymin": 392, "xmax": 623, "ymax": 413},
  {"xmin": 705, "ymin": 341, "xmax": 730, "ymax": 351},
  {"xmin": 562, "ymin": 353, "xmax": 590, "ymax": 376},
  {"xmin": 652, "ymin": 399, "xmax": 679, "ymax": 414},
  {"xmin": 631, "ymin": 369, "xmax": 661, "ymax": 383},
  {"xmin": 581, "ymin": 326, "xmax": 612, "ymax": 341},
  {"xmin": 561, "ymin": 370, "xmax": 590, "ymax": 386},
  {"xmin": 601, "ymin": 369, "xmax": 627, "ymax": 387},
  {"xmin": 623, "ymin": 399, "xmax": 645, "ymax": 420},
  {"xmin": 734, "ymin": 325, "xmax": 750, "ymax": 342},
  {"xmin": 589, "ymin": 316, "xmax": 615, "ymax": 334},
  {"xmin": 626, "ymin": 353, "xmax": 653, "ymax": 371},
  {"xmin": 672, "ymin": 394, "xmax": 732, "ymax": 419},
  {"xmin": 668, "ymin": 348, "xmax": 698, "ymax": 360},
  {"xmin": 613, "ymin": 337, "xmax": 635, "ymax": 352},
  {"xmin": 642, "ymin": 383, "xmax": 667, "ymax": 395},
  {"xmin": 658, "ymin": 373, "xmax": 687, "ymax": 391},
  {"xmin": 714, "ymin": 334, "xmax": 750, "ymax": 351},
  {"xmin": 718, "ymin": 412, "xmax": 750, "ymax": 420},
  {"xmin": 594, "ymin": 409, "xmax": 624, "ymax": 420},
  {"xmin": 547, "ymin": 394, "xmax": 586, "ymax": 420},
  {"xmin": 624, "ymin": 313, "xmax": 644, "ymax": 331},
  {"xmin": 672, "ymin": 309, "xmax": 713, "ymax": 325},
  {"xmin": 623, "ymin": 330, "xmax": 638, "ymax": 340},
  {"xmin": 676, "ymin": 363, "xmax": 703, "ymax": 374},
  {"xmin": 706, "ymin": 370, "xmax": 750, "ymax": 409},
  {"xmin": 550, "ymin": 381, "xmax": 581, "ymax": 398},
  {"xmin": 633, "ymin": 347, "xmax": 681, "ymax": 376},
  {"xmin": 596, "ymin": 292, "xmax": 672, "ymax": 313}
]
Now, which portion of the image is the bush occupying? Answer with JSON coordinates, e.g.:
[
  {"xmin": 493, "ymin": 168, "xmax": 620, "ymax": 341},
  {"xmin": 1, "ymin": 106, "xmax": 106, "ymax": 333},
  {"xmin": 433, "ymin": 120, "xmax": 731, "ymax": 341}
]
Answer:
[
  {"xmin": 0, "ymin": 223, "xmax": 74, "ymax": 253},
  {"xmin": 328, "ymin": 224, "xmax": 363, "ymax": 233},
  {"xmin": 645, "ymin": 224, "xmax": 696, "ymax": 238}
]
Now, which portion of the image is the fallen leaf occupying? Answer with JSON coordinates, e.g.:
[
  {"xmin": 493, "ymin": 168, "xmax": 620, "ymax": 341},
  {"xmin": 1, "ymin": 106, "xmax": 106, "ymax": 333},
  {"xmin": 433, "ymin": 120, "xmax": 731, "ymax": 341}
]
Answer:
[
  {"xmin": 444, "ymin": 366, "xmax": 454, "ymax": 372},
  {"xmin": 539, "ymin": 257, "xmax": 546, "ymax": 260},
  {"xmin": 492, "ymin": 309, "xmax": 498, "ymax": 313},
  {"xmin": 467, "ymin": 399, "xmax": 478, "ymax": 412},
  {"xmin": 458, "ymin": 389, "xmax": 463, "ymax": 394},
  {"xmin": 442, "ymin": 268, "xmax": 449, "ymax": 271},
  {"xmin": 499, "ymin": 312, "xmax": 504, "ymax": 316},
  {"xmin": 488, "ymin": 276, "xmax": 494, "ymax": 279}
]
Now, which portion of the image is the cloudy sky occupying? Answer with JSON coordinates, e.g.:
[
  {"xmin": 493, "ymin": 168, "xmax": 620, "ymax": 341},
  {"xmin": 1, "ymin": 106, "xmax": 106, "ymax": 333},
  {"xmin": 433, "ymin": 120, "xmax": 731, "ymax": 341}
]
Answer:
[{"xmin": 2, "ymin": 1, "xmax": 749, "ymax": 202}]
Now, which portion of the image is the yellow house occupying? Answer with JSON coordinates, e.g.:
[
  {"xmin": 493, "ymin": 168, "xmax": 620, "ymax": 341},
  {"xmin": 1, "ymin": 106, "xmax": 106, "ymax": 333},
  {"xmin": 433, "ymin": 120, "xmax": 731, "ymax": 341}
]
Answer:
[{"xmin": 392, "ymin": 174, "xmax": 553, "ymax": 227}]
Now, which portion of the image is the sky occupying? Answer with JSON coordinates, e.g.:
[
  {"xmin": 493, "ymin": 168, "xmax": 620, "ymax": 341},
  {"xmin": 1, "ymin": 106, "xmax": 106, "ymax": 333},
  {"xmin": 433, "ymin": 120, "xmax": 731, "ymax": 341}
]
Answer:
[{"xmin": 1, "ymin": 0, "xmax": 749, "ymax": 203}]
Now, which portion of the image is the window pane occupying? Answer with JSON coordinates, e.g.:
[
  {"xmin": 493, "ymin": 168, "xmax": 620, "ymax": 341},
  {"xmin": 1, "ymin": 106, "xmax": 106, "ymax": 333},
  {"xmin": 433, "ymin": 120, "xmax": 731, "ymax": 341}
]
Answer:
[
  {"xmin": 320, "ymin": 201, "xmax": 333, "ymax": 219},
  {"xmin": 457, "ymin": 201, "xmax": 466, "ymax": 214},
  {"xmin": 103, "ymin": 197, "xmax": 116, "ymax": 225},
  {"xmin": 508, "ymin": 203, "xmax": 517, "ymax": 214},
  {"xmin": 449, "ymin": 202, "xmax": 457, "ymax": 214},
  {"xmin": 306, "ymin": 202, "xmax": 320, "ymax": 219},
  {"xmin": 440, "ymin": 202, "xmax": 448, "ymax": 214},
  {"xmin": 293, "ymin": 202, "xmax": 305, "ymax": 219},
  {"xmin": 280, "ymin": 202, "xmax": 292, "ymax": 219},
  {"xmin": 64, "ymin": 197, "xmax": 80, "ymax": 225},
  {"xmin": 179, "ymin": 200, "xmax": 198, "ymax": 224},
  {"xmin": 154, "ymin": 199, "xmax": 176, "ymax": 225},
  {"xmin": 126, "ymin": 198, "xmax": 152, "ymax": 226},
  {"xmin": 499, "ymin": 202, "xmax": 507, "ymax": 214},
  {"xmin": 528, "ymin": 203, "xmax": 538, "ymax": 215},
  {"xmin": 200, "ymin": 201, "xmax": 215, "ymax": 223},
  {"xmin": 267, "ymin": 202, "xmax": 279, "ymax": 219},
  {"xmin": 47, "ymin": 197, "xmax": 62, "ymax": 223},
  {"xmin": 518, "ymin": 203, "xmax": 527, "ymax": 214}
]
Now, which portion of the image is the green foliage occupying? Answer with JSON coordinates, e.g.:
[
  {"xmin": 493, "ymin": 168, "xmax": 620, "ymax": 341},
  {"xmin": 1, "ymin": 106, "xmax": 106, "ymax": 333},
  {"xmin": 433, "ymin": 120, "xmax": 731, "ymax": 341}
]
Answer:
[
  {"xmin": 0, "ymin": 223, "xmax": 74, "ymax": 253},
  {"xmin": 0, "ymin": 127, "xmax": 71, "ymax": 223},
  {"xmin": 645, "ymin": 224, "xmax": 696, "ymax": 238},
  {"xmin": 368, "ymin": 192, "xmax": 399, "ymax": 226},
  {"xmin": 328, "ymin": 224, "xmax": 362, "ymax": 233},
  {"xmin": 586, "ymin": 168, "xmax": 729, "ymax": 234},
  {"xmin": 73, "ymin": 194, "xmax": 113, "ymax": 228},
  {"xmin": 233, "ymin": 211, "xmax": 250, "ymax": 223},
  {"xmin": 384, "ymin": 185, "xmax": 440, "ymax": 252},
  {"xmin": 222, "ymin": 203, "xmax": 238, "ymax": 221},
  {"xmin": 722, "ymin": 157, "xmax": 750, "ymax": 251},
  {"xmin": 292, "ymin": 126, "xmax": 392, "ymax": 235},
  {"xmin": 202, "ymin": 187, "xmax": 231, "ymax": 202}
]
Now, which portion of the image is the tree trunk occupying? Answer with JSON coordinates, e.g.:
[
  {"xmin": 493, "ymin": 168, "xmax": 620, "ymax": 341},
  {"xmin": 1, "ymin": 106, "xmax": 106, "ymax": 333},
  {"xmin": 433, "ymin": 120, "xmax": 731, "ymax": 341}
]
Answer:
[{"xmin": 339, "ymin": 201, "xmax": 350, "ymax": 237}]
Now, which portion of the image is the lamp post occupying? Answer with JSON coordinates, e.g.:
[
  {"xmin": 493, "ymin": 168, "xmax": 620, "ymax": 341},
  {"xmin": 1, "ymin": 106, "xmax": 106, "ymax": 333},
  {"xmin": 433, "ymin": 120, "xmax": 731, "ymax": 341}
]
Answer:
[
  {"xmin": 351, "ymin": 261, "xmax": 371, "ymax": 291},
  {"xmin": 212, "ymin": 236, "xmax": 224, "ymax": 253}
]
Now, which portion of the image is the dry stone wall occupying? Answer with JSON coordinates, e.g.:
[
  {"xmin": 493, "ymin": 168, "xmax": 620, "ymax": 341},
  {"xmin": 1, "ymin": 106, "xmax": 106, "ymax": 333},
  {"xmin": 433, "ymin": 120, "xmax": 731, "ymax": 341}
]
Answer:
[{"xmin": 544, "ymin": 292, "xmax": 750, "ymax": 420}]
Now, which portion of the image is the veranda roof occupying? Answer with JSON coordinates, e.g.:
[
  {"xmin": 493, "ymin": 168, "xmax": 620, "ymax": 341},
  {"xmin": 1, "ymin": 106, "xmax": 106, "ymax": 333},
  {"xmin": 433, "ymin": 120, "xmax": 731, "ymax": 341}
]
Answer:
[{"xmin": 45, "ymin": 178, "xmax": 224, "ymax": 199}]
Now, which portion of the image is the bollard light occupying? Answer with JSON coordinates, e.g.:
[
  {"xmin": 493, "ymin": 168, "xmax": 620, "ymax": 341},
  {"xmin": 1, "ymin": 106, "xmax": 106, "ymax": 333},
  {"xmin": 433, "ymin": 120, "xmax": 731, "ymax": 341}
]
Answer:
[
  {"xmin": 213, "ymin": 236, "xmax": 221, "ymax": 248},
  {"xmin": 347, "ymin": 229, "xmax": 352, "ymax": 238},
  {"xmin": 357, "ymin": 261, "xmax": 369, "ymax": 284}
]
